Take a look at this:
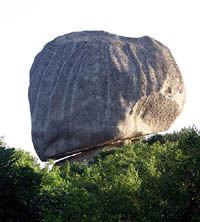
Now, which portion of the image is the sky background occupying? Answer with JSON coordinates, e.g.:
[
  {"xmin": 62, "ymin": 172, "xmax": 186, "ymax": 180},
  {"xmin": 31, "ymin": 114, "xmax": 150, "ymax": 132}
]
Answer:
[{"xmin": 0, "ymin": 0, "xmax": 199, "ymax": 162}]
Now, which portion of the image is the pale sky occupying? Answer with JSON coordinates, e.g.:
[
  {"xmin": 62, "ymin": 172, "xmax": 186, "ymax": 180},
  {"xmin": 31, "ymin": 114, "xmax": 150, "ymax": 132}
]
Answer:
[{"xmin": 0, "ymin": 0, "xmax": 199, "ymax": 161}]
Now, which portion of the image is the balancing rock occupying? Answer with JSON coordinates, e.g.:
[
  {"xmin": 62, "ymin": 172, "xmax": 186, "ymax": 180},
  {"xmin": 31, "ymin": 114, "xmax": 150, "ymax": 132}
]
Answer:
[{"xmin": 28, "ymin": 31, "xmax": 186, "ymax": 161}]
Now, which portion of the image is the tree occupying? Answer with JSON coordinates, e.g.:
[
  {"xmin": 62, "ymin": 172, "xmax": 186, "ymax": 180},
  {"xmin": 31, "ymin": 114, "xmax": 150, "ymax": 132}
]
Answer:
[{"xmin": 0, "ymin": 139, "xmax": 43, "ymax": 222}]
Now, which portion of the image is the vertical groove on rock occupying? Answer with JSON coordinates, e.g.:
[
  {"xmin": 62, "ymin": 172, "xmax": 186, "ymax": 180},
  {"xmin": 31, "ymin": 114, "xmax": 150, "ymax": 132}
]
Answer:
[
  {"xmin": 136, "ymin": 50, "xmax": 147, "ymax": 97},
  {"xmin": 44, "ymin": 44, "xmax": 76, "ymax": 144},
  {"xmin": 105, "ymin": 43, "xmax": 112, "ymax": 126},
  {"xmin": 29, "ymin": 49, "xmax": 52, "ymax": 114},
  {"xmin": 126, "ymin": 44, "xmax": 142, "ymax": 101},
  {"xmin": 32, "ymin": 49, "xmax": 58, "ymax": 121},
  {"xmin": 70, "ymin": 44, "xmax": 89, "ymax": 113},
  {"xmin": 125, "ymin": 44, "xmax": 136, "ymax": 100},
  {"xmin": 136, "ymin": 49, "xmax": 148, "ymax": 98},
  {"xmin": 144, "ymin": 60, "xmax": 153, "ymax": 96},
  {"xmin": 30, "ymin": 51, "xmax": 43, "ymax": 82},
  {"xmin": 30, "ymin": 45, "xmax": 53, "ymax": 83},
  {"xmin": 147, "ymin": 61, "xmax": 158, "ymax": 92},
  {"xmin": 44, "ymin": 46, "xmax": 68, "ymax": 132},
  {"xmin": 61, "ymin": 42, "xmax": 87, "ymax": 120},
  {"xmin": 59, "ymin": 43, "xmax": 79, "ymax": 120},
  {"xmin": 53, "ymin": 44, "xmax": 76, "ymax": 113}
]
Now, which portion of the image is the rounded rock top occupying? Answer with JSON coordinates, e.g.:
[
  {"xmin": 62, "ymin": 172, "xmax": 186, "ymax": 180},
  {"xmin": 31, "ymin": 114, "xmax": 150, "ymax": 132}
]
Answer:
[{"xmin": 55, "ymin": 31, "xmax": 137, "ymax": 44}]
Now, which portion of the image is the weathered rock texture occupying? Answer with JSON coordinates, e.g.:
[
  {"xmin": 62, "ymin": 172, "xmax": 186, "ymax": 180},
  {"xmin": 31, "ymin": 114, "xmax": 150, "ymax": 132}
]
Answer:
[{"xmin": 29, "ymin": 31, "xmax": 186, "ymax": 161}]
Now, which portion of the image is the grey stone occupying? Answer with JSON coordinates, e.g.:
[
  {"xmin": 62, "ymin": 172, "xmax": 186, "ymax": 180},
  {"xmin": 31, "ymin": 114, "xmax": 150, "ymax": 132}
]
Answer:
[{"xmin": 28, "ymin": 31, "xmax": 186, "ymax": 161}]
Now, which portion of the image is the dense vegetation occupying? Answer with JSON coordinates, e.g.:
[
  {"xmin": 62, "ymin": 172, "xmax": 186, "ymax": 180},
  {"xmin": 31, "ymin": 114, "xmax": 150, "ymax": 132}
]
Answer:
[{"xmin": 0, "ymin": 127, "xmax": 200, "ymax": 221}]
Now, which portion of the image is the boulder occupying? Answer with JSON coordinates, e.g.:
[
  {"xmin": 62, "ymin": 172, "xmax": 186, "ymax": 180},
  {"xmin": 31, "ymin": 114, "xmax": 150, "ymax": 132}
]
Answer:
[{"xmin": 28, "ymin": 31, "xmax": 186, "ymax": 161}]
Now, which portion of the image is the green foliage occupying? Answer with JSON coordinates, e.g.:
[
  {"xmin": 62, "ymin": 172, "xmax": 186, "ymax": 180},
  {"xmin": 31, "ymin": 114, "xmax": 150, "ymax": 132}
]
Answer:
[
  {"xmin": 0, "ymin": 141, "xmax": 43, "ymax": 221},
  {"xmin": 0, "ymin": 127, "xmax": 200, "ymax": 221},
  {"xmin": 143, "ymin": 125, "xmax": 199, "ymax": 145}
]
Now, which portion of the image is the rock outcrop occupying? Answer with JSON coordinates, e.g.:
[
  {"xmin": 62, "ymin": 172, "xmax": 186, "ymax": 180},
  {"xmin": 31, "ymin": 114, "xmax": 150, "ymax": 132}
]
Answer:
[{"xmin": 28, "ymin": 31, "xmax": 186, "ymax": 161}]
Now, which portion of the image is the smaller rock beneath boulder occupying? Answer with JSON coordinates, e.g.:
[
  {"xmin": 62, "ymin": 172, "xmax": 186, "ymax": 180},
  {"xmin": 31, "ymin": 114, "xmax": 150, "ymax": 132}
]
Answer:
[{"xmin": 55, "ymin": 137, "xmax": 143, "ymax": 165}]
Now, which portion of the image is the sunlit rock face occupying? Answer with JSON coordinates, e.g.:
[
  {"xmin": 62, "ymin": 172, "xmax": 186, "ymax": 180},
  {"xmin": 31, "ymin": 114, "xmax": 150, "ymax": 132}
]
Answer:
[{"xmin": 28, "ymin": 31, "xmax": 186, "ymax": 161}]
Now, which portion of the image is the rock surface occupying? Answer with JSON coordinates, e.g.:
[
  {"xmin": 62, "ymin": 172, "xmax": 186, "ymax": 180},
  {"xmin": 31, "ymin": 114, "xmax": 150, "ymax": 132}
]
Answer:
[{"xmin": 28, "ymin": 31, "xmax": 186, "ymax": 161}]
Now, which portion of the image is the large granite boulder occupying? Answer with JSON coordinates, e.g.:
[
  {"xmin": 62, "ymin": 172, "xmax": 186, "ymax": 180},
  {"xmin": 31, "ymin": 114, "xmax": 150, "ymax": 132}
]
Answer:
[{"xmin": 28, "ymin": 31, "xmax": 186, "ymax": 161}]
